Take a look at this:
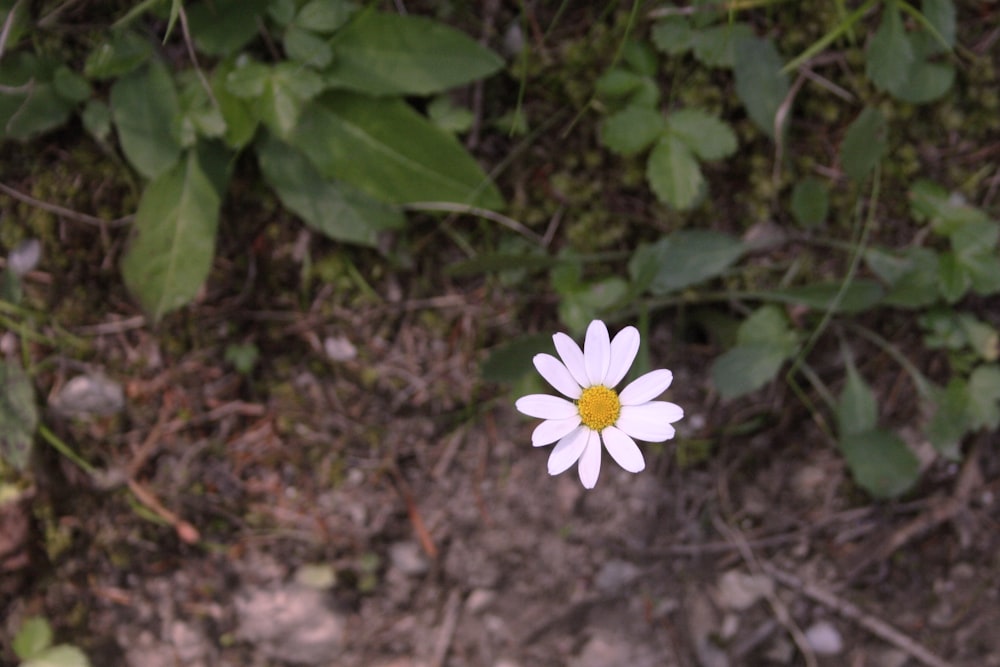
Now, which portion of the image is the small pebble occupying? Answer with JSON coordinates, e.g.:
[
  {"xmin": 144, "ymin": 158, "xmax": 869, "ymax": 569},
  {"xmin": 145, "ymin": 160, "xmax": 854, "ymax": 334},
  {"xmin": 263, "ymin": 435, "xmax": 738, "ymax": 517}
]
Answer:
[{"xmin": 804, "ymin": 620, "xmax": 843, "ymax": 655}]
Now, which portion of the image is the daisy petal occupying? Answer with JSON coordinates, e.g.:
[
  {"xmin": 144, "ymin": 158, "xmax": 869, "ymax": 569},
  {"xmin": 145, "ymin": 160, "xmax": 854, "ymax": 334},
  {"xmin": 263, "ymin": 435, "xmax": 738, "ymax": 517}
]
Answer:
[
  {"xmin": 531, "ymin": 415, "xmax": 582, "ymax": 447},
  {"xmin": 553, "ymin": 332, "xmax": 589, "ymax": 388},
  {"xmin": 617, "ymin": 401, "xmax": 684, "ymax": 442},
  {"xmin": 547, "ymin": 426, "xmax": 589, "ymax": 475},
  {"xmin": 577, "ymin": 429, "xmax": 602, "ymax": 489},
  {"xmin": 605, "ymin": 326, "xmax": 640, "ymax": 388},
  {"xmin": 601, "ymin": 426, "xmax": 645, "ymax": 473},
  {"xmin": 619, "ymin": 369, "xmax": 674, "ymax": 405},
  {"xmin": 515, "ymin": 394, "xmax": 578, "ymax": 419},
  {"xmin": 584, "ymin": 320, "xmax": 611, "ymax": 386},
  {"xmin": 533, "ymin": 353, "xmax": 583, "ymax": 399}
]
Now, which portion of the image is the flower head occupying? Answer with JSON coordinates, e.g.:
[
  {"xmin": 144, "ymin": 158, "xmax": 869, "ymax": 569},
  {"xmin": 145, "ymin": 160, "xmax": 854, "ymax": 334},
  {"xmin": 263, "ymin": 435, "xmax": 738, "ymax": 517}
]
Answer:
[{"xmin": 515, "ymin": 320, "xmax": 683, "ymax": 489}]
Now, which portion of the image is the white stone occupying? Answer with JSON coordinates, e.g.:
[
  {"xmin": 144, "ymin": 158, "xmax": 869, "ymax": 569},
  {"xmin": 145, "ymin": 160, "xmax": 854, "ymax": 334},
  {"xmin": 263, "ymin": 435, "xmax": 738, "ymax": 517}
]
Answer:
[{"xmin": 804, "ymin": 620, "xmax": 843, "ymax": 655}]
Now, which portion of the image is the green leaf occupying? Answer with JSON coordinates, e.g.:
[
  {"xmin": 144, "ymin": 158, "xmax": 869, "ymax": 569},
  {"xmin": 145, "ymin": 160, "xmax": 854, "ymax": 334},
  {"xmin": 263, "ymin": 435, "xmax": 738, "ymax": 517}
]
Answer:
[
  {"xmin": 81, "ymin": 99, "xmax": 112, "ymax": 142},
  {"xmin": 936, "ymin": 252, "xmax": 970, "ymax": 303},
  {"xmin": 737, "ymin": 305, "xmax": 798, "ymax": 351},
  {"xmin": 559, "ymin": 277, "xmax": 629, "ymax": 333},
  {"xmin": 426, "ymin": 96, "xmax": 474, "ymax": 134},
  {"xmin": 480, "ymin": 333, "xmax": 552, "ymax": 383},
  {"xmin": 837, "ymin": 361, "xmax": 877, "ymax": 437},
  {"xmin": 53, "ymin": 66, "xmax": 91, "ymax": 103},
  {"xmin": 640, "ymin": 230, "xmax": 745, "ymax": 295},
  {"xmin": 651, "ymin": 18, "xmax": 695, "ymax": 55},
  {"xmin": 666, "ymin": 109, "xmax": 737, "ymax": 160},
  {"xmin": 296, "ymin": 0, "xmax": 356, "ymax": 33},
  {"xmin": 601, "ymin": 105, "xmax": 665, "ymax": 156},
  {"xmin": 790, "ymin": 177, "xmax": 829, "ymax": 227},
  {"xmin": 256, "ymin": 134, "xmax": 403, "ymax": 246},
  {"xmin": 327, "ymin": 12, "xmax": 503, "ymax": 95},
  {"xmin": 622, "ymin": 40, "xmax": 659, "ymax": 77},
  {"xmin": 594, "ymin": 68, "xmax": 646, "ymax": 99},
  {"xmin": 284, "ymin": 25, "xmax": 334, "ymax": 68},
  {"xmin": 711, "ymin": 343, "xmax": 790, "ymax": 400},
  {"xmin": 226, "ymin": 61, "xmax": 326, "ymax": 137},
  {"xmin": 839, "ymin": 429, "xmax": 920, "ymax": 499},
  {"xmin": 733, "ymin": 35, "xmax": 790, "ymax": 138},
  {"xmin": 866, "ymin": 246, "xmax": 940, "ymax": 308},
  {"xmin": 765, "ymin": 280, "xmax": 885, "ymax": 314},
  {"xmin": 967, "ymin": 364, "xmax": 1000, "ymax": 431},
  {"xmin": 890, "ymin": 60, "xmax": 955, "ymax": 104},
  {"xmin": 0, "ymin": 359, "xmax": 38, "ymax": 472},
  {"xmin": 13, "ymin": 617, "xmax": 51, "ymax": 660},
  {"xmin": 646, "ymin": 135, "xmax": 705, "ymax": 210},
  {"xmin": 926, "ymin": 378, "xmax": 969, "ymax": 460},
  {"xmin": 866, "ymin": 3, "xmax": 914, "ymax": 92},
  {"xmin": 0, "ymin": 53, "xmax": 77, "ymax": 140},
  {"xmin": 121, "ymin": 151, "xmax": 222, "ymax": 322},
  {"xmin": 210, "ymin": 60, "xmax": 258, "ymax": 149},
  {"xmin": 186, "ymin": 0, "xmax": 268, "ymax": 56},
  {"xmin": 22, "ymin": 644, "xmax": 91, "ymax": 667},
  {"xmin": 920, "ymin": 0, "xmax": 956, "ymax": 48},
  {"xmin": 692, "ymin": 23, "xmax": 753, "ymax": 68},
  {"xmin": 289, "ymin": 92, "xmax": 503, "ymax": 208},
  {"xmin": 840, "ymin": 107, "xmax": 887, "ymax": 182},
  {"xmin": 84, "ymin": 30, "xmax": 153, "ymax": 79},
  {"xmin": 110, "ymin": 59, "xmax": 182, "ymax": 178}
]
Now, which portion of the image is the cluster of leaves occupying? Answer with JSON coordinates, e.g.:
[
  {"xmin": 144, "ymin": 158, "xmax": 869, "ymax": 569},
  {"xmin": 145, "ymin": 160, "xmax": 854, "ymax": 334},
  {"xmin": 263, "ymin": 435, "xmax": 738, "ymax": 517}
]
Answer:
[
  {"xmin": 486, "ymin": 0, "xmax": 995, "ymax": 500},
  {"xmin": 11, "ymin": 616, "xmax": 90, "ymax": 667},
  {"xmin": 0, "ymin": 0, "xmax": 505, "ymax": 321}
]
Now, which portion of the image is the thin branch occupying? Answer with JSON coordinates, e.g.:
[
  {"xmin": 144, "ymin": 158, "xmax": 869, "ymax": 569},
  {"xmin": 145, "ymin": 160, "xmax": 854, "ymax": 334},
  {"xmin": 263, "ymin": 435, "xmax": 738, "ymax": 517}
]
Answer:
[{"xmin": 0, "ymin": 182, "xmax": 133, "ymax": 228}]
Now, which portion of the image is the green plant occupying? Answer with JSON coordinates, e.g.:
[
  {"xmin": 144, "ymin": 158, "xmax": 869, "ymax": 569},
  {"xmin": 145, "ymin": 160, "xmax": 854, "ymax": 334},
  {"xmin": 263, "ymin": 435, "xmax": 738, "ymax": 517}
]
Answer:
[{"xmin": 12, "ymin": 616, "xmax": 91, "ymax": 667}]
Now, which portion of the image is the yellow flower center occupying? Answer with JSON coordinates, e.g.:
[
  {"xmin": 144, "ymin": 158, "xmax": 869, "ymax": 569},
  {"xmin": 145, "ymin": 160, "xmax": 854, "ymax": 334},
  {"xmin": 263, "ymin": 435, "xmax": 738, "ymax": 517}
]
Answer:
[{"xmin": 577, "ymin": 385, "xmax": 621, "ymax": 431}]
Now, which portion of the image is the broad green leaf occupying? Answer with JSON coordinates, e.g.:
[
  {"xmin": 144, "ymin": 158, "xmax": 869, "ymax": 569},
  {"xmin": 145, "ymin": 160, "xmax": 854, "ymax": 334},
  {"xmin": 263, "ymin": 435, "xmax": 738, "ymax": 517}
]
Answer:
[
  {"xmin": 327, "ymin": 12, "xmax": 503, "ymax": 95},
  {"xmin": 268, "ymin": 0, "xmax": 297, "ymax": 25},
  {"xmin": 186, "ymin": 0, "xmax": 268, "ymax": 56},
  {"xmin": 640, "ymin": 230, "xmax": 745, "ymax": 295},
  {"xmin": 866, "ymin": 3, "xmax": 914, "ymax": 92},
  {"xmin": 22, "ymin": 644, "xmax": 91, "ymax": 667},
  {"xmin": 480, "ymin": 333, "xmax": 553, "ymax": 383},
  {"xmin": 890, "ymin": 60, "xmax": 954, "ymax": 104},
  {"xmin": 646, "ymin": 135, "xmax": 705, "ymax": 210},
  {"xmin": 839, "ymin": 429, "xmax": 920, "ymax": 499},
  {"xmin": 289, "ymin": 92, "xmax": 503, "ymax": 208},
  {"xmin": 765, "ymin": 280, "xmax": 885, "ymax": 314},
  {"xmin": 918, "ymin": 0, "xmax": 956, "ymax": 50},
  {"xmin": 13, "ymin": 617, "xmax": 51, "ymax": 661},
  {"xmin": 284, "ymin": 25, "xmax": 334, "ymax": 68},
  {"xmin": 121, "ymin": 151, "xmax": 222, "ymax": 322},
  {"xmin": 0, "ymin": 53, "xmax": 77, "ymax": 140},
  {"xmin": 840, "ymin": 107, "xmax": 887, "ymax": 182},
  {"xmin": 226, "ymin": 61, "xmax": 326, "ymax": 137},
  {"xmin": 84, "ymin": 30, "xmax": 153, "ymax": 79},
  {"xmin": 737, "ymin": 305, "xmax": 798, "ymax": 351},
  {"xmin": 297, "ymin": 0, "xmax": 356, "ymax": 32},
  {"xmin": 110, "ymin": 59, "xmax": 182, "ymax": 178},
  {"xmin": 837, "ymin": 361, "xmax": 877, "ymax": 437},
  {"xmin": 256, "ymin": 134, "xmax": 403, "ymax": 246},
  {"xmin": 651, "ymin": 18, "xmax": 695, "ymax": 55},
  {"xmin": 601, "ymin": 106, "xmax": 665, "ymax": 156},
  {"xmin": 967, "ymin": 364, "xmax": 1000, "ymax": 431},
  {"xmin": 0, "ymin": 359, "xmax": 38, "ymax": 472},
  {"xmin": 791, "ymin": 177, "xmax": 829, "ymax": 227},
  {"xmin": 711, "ymin": 343, "xmax": 790, "ymax": 400},
  {"xmin": 211, "ymin": 60, "xmax": 258, "ymax": 149},
  {"xmin": 733, "ymin": 35, "xmax": 789, "ymax": 138},
  {"xmin": 667, "ymin": 109, "xmax": 738, "ymax": 161},
  {"xmin": 692, "ymin": 23, "xmax": 753, "ymax": 68},
  {"xmin": 926, "ymin": 378, "xmax": 969, "ymax": 460}
]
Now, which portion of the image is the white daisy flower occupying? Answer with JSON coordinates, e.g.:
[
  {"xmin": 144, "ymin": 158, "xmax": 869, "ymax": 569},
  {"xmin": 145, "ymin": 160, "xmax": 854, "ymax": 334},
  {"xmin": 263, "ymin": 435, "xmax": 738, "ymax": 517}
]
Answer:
[{"xmin": 515, "ymin": 319, "xmax": 683, "ymax": 489}]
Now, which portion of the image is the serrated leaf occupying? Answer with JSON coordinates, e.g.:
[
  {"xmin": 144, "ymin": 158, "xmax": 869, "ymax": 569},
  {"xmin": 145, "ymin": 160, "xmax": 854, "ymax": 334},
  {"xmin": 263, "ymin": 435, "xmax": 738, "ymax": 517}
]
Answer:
[
  {"xmin": 733, "ymin": 35, "xmax": 789, "ymax": 138},
  {"xmin": 296, "ymin": 0, "xmax": 356, "ymax": 33},
  {"xmin": 84, "ymin": 30, "xmax": 152, "ymax": 79},
  {"xmin": 711, "ymin": 343, "xmax": 790, "ymax": 400},
  {"xmin": 284, "ymin": 25, "xmax": 334, "ymax": 68},
  {"xmin": 601, "ymin": 105, "xmax": 665, "ymax": 156},
  {"xmin": 666, "ymin": 109, "xmax": 737, "ymax": 160},
  {"xmin": 866, "ymin": 3, "xmax": 914, "ymax": 92},
  {"xmin": 0, "ymin": 359, "xmax": 38, "ymax": 472},
  {"xmin": 790, "ymin": 177, "xmax": 828, "ymax": 227},
  {"xmin": 639, "ymin": 230, "xmax": 745, "ymax": 295},
  {"xmin": 839, "ymin": 429, "xmax": 920, "ymax": 499},
  {"xmin": 765, "ymin": 280, "xmax": 885, "ymax": 314},
  {"xmin": 22, "ymin": 644, "xmax": 91, "ymax": 667},
  {"xmin": 13, "ymin": 617, "xmax": 51, "ymax": 661},
  {"xmin": 651, "ymin": 18, "xmax": 694, "ymax": 55},
  {"xmin": 186, "ymin": 0, "xmax": 268, "ymax": 56},
  {"xmin": 289, "ymin": 92, "xmax": 503, "ymax": 208},
  {"xmin": 121, "ymin": 151, "xmax": 222, "ymax": 322},
  {"xmin": 110, "ymin": 59, "xmax": 182, "ymax": 178},
  {"xmin": 257, "ymin": 134, "xmax": 403, "ymax": 246},
  {"xmin": 327, "ymin": 12, "xmax": 503, "ymax": 95},
  {"xmin": 837, "ymin": 361, "xmax": 877, "ymax": 437},
  {"xmin": 840, "ymin": 107, "xmax": 887, "ymax": 182},
  {"xmin": 646, "ymin": 135, "xmax": 705, "ymax": 210},
  {"xmin": 692, "ymin": 23, "xmax": 753, "ymax": 68}
]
